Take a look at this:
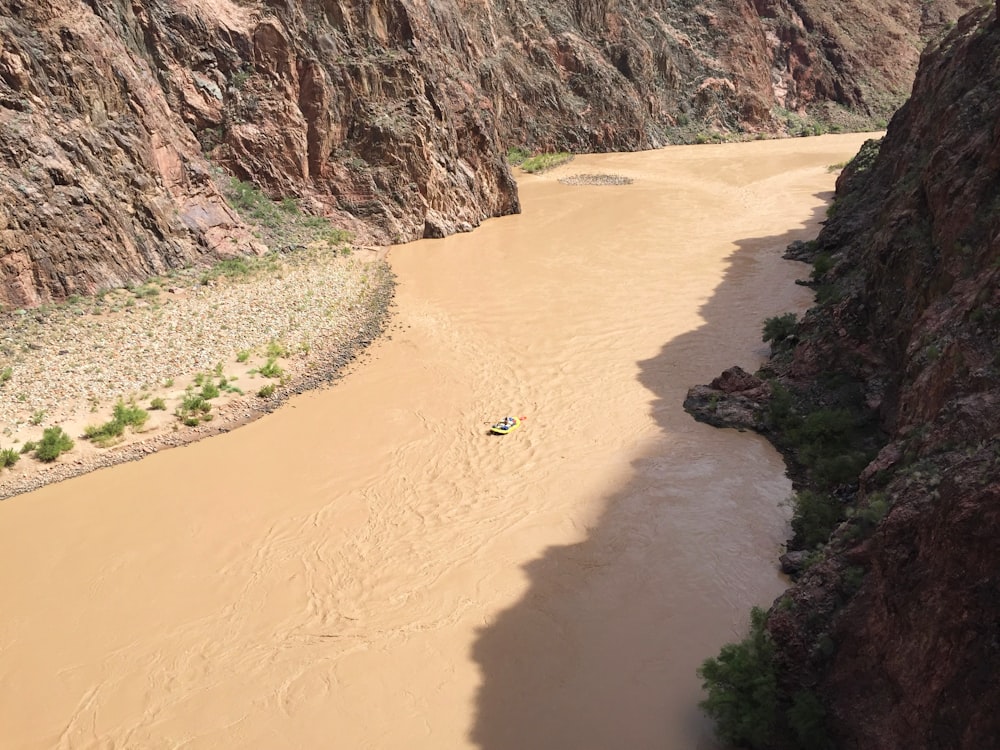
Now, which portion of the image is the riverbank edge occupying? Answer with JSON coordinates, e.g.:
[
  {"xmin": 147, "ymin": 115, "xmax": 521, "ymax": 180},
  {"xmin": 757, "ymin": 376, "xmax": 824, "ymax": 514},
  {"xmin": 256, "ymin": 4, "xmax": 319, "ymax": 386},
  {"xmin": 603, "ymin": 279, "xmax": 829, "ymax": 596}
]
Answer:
[{"xmin": 0, "ymin": 268, "xmax": 396, "ymax": 501}]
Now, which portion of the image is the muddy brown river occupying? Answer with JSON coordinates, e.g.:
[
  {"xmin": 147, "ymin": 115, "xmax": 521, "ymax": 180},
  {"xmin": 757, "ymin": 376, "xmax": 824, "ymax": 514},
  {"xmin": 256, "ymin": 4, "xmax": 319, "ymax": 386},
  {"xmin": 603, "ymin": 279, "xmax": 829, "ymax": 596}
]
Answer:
[{"xmin": 0, "ymin": 134, "xmax": 875, "ymax": 749}]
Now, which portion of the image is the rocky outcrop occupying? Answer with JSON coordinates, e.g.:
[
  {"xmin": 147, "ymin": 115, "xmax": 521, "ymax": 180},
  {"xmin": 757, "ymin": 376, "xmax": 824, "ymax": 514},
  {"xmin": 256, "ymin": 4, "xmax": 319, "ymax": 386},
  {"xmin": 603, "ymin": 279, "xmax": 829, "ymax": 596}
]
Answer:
[
  {"xmin": 689, "ymin": 6, "xmax": 1000, "ymax": 747},
  {"xmin": 0, "ymin": 0, "xmax": 980, "ymax": 309},
  {"xmin": 683, "ymin": 365, "xmax": 772, "ymax": 430}
]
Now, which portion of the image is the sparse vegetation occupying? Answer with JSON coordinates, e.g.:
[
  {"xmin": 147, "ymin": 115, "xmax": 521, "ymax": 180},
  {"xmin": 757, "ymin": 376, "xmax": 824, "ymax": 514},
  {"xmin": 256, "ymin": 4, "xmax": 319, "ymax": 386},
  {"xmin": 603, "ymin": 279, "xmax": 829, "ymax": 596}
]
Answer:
[
  {"xmin": 222, "ymin": 178, "xmax": 355, "ymax": 251},
  {"xmin": 35, "ymin": 426, "xmax": 74, "ymax": 462},
  {"xmin": 257, "ymin": 358, "xmax": 284, "ymax": 379},
  {"xmin": 0, "ymin": 366, "xmax": 11, "ymax": 385},
  {"xmin": 174, "ymin": 391, "xmax": 213, "ymax": 427},
  {"xmin": 257, "ymin": 383, "xmax": 276, "ymax": 398},
  {"xmin": 698, "ymin": 607, "xmax": 780, "ymax": 748},
  {"xmin": 266, "ymin": 340, "xmax": 288, "ymax": 358},
  {"xmin": 0, "ymin": 447, "xmax": 19, "ymax": 469},
  {"xmin": 790, "ymin": 490, "xmax": 844, "ymax": 549},
  {"xmin": 699, "ymin": 607, "xmax": 833, "ymax": 749},
  {"xmin": 763, "ymin": 313, "xmax": 798, "ymax": 345},
  {"xmin": 83, "ymin": 400, "xmax": 149, "ymax": 447},
  {"xmin": 149, "ymin": 397, "xmax": 167, "ymax": 410},
  {"xmin": 506, "ymin": 146, "xmax": 531, "ymax": 165},
  {"xmin": 519, "ymin": 152, "xmax": 573, "ymax": 173}
]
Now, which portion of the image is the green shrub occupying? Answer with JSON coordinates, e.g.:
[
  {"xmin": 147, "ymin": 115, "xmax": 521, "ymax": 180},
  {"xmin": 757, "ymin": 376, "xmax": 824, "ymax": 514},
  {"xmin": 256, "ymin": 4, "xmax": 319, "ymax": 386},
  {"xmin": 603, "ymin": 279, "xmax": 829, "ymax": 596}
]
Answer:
[
  {"xmin": 83, "ymin": 418, "xmax": 125, "ymax": 443},
  {"xmin": 35, "ymin": 426, "xmax": 74, "ymax": 462},
  {"xmin": 0, "ymin": 366, "xmax": 12, "ymax": 384},
  {"xmin": 845, "ymin": 493, "xmax": 891, "ymax": 541},
  {"xmin": 113, "ymin": 400, "xmax": 148, "ymax": 429},
  {"xmin": 83, "ymin": 400, "xmax": 148, "ymax": 446},
  {"xmin": 520, "ymin": 152, "xmax": 572, "ymax": 173},
  {"xmin": 766, "ymin": 382, "xmax": 800, "ymax": 432},
  {"xmin": 698, "ymin": 607, "xmax": 780, "ymax": 748},
  {"xmin": 0, "ymin": 447, "xmax": 19, "ymax": 468},
  {"xmin": 811, "ymin": 451, "xmax": 871, "ymax": 488},
  {"xmin": 201, "ymin": 258, "xmax": 252, "ymax": 285},
  {"xmin": 175, "ymin": 390, "xmax": 213, "ymax": 426},
  {"xmin": 506, "ymin": 146, "xmax": 530, "ymax": 165},
  {"xmin": 19, "ymin": 441, "xmax": 36, "ymax": 454},
  {"xmin": 236, "ymin": 349, "xmax": 251, "ymax": 363},
  {"xmin": 149, "ymin": 397, "xmax": 167, "ymax": 410},
  {"xmin": 257, "ymin": 383, "xmax": 276, "ymax": 398},
  {"xmin": 266, "ymin": 340, "xmax": 287, "ymax": 358},
  {"xmin": 791, "ymin": 490, "xmax": 843, "ymax": 549},
  {"xmin": 200, "ymin": 380, "xmax": 221, "ymax": 400},
  {"xmin": 258, "ymin": 358, "xmax": 284, "ymax": 379},
  {"xmin": 811, "ymin": 253, "xmax": 833, "ymax": 281},
  {"xmin": 762, "ymin": 313, "xmax": 798, "ymax": 344},
  {"xmin": 787, "ymin": 690, "xmax": 833, "ymax": 749}
]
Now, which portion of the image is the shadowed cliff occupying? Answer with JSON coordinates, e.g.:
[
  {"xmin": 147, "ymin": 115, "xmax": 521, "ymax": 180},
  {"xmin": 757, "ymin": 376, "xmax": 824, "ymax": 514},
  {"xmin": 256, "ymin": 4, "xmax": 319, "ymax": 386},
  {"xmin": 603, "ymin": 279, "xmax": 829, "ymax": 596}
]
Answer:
[{"xmin": 686, "ymin": 6, "xmax": 1000, "ymax": 747}]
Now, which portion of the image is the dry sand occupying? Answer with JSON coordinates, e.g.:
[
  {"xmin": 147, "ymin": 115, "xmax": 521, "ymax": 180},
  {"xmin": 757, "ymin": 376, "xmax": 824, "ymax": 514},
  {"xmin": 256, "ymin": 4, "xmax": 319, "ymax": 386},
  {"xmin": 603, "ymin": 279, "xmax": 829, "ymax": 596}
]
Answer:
[{"xmin": 0, "ymin": 246, "xmax": 394, "ymax": 499}]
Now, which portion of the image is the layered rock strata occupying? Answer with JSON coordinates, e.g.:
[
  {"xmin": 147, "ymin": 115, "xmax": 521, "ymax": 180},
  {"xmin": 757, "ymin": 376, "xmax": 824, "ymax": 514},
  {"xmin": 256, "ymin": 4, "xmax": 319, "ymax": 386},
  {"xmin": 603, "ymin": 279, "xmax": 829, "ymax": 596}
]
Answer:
[
  {"xmin": 687, "ymin": 6, "xmax": 1000, "ymax": 747},
  {"xmin": 1, "ymin": 0, "xmax": 981, "ymax": 308}
]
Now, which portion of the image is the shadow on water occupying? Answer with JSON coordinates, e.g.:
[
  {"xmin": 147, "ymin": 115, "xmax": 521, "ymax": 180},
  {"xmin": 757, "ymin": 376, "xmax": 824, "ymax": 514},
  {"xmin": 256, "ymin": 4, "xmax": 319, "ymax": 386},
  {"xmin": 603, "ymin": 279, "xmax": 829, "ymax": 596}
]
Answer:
[{"xmin": 468, "ymin": 200, "xmax": 831, "ymax": 750}]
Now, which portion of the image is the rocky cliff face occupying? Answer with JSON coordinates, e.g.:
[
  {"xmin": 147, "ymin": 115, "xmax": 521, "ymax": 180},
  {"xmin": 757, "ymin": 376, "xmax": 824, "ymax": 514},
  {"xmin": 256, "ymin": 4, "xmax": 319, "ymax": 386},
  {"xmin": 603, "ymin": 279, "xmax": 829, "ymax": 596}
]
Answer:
[
  {"xmin": 0, "ymin": 0, "xmax": 979, "ymax": 308},
  {"xmin": 688, "ymin": 5, "xmax": 1000, "ymax": 747}
]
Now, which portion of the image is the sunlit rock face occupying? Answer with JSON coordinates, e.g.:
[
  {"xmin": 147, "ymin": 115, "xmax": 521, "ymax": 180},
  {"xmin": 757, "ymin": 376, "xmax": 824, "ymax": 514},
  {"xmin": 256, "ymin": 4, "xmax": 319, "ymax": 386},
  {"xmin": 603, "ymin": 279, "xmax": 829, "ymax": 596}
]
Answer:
[{"xmin": 0, "ymin": 0, "xmax": 976, "ymax": 308}]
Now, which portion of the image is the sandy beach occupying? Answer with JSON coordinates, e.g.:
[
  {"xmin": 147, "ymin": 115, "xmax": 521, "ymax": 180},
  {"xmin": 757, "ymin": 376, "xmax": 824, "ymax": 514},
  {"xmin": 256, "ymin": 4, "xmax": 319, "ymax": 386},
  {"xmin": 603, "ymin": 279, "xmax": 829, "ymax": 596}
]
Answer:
[{"xmin": 0, "ymin": 245, "xmax": 394, "ymax": 499}]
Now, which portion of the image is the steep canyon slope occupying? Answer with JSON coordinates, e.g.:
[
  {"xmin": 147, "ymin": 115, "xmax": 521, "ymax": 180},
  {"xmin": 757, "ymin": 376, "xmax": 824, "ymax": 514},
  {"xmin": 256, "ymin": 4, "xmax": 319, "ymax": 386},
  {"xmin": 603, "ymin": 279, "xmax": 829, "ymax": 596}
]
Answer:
[
  {"xmin": 688, "ymin": 4, "xmax": 1000, "ymax": 747},
  {"xmin": 0, "ymin": 0, "xmax": 978, "ymax": 308}
]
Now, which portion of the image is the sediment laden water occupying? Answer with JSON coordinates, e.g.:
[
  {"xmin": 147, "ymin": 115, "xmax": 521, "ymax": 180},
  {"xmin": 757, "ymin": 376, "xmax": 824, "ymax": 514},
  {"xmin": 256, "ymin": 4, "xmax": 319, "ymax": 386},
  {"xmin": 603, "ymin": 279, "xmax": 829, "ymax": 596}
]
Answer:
[{"xmin": 0, "ymin": 134, "xmax": 876, "ymax": 749}]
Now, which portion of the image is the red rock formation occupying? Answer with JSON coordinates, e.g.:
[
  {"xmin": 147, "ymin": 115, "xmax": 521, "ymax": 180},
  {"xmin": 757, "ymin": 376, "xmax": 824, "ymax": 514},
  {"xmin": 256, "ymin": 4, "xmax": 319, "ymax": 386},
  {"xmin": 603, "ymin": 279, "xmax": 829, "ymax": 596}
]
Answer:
[{"xmin": 0, "ymin": 0, "xmax": 981, "ymax": 308}]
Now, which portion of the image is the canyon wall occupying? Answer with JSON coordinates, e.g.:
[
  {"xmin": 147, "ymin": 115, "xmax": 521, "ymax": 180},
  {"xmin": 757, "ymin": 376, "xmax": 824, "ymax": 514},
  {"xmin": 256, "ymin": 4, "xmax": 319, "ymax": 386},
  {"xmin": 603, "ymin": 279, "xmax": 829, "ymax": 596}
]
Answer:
[
  {"xmin": 688, "ymin": 5, "xmax": 1000, "ymax": 747},
  {"xmin": 0, "ymin": 0, "xmax": 979, "ymax": 307}
]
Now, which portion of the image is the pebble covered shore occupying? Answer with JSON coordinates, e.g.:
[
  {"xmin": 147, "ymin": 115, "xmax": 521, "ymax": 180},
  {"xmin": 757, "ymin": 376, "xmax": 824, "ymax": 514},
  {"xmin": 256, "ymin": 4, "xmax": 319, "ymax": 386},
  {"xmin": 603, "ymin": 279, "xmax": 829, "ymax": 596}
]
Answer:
[{"xmin": 0, "ymin": 247, "xmax": 395, "ymax": 498}]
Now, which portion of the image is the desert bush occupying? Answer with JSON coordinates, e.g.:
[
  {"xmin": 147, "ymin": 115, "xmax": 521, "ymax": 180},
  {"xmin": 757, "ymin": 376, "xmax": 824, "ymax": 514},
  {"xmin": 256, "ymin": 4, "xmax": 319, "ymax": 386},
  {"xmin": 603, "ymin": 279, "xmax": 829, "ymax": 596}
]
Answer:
[
  {"xmin": 698, "ymin": 607, "xmax": 780, "ymax": 748},
  {"xmin": 258, "ymin": 358, "xmax": 284, "ymax": 379},
  {"xmin": 175, "ymin": 391, "xmax": 213, "ymax": 426},
  {"xmin": 149, "ymin": 397, "xmax": 167, "ymax": 410},
  {"xmin": 811, "ymin": 253, "xmax": 834, "ymax": 281},
  {"xmin": 83, "ymin": 418, "xmax": 125, "ymax": 443},
  {"xmin": 762, "ymin": 313, "xmax": 797, "ymax": 344},
  {"xmin": 791, "ymin": 490, "xmax": 843, "ymax": 549},
  {"xmin": 0, "ymin": 447, "xmax": 19, "ymax": 468},
  {"xmin": 786, "ymin": 690, "xmax": 833, "ymax": 749},
  {"xmin": 520, "ymin": 152, "xmax": 572, "ymax": 173},
  {"xmin": 35, "ymin": 426, "xmax": 73, "ymax": 462},
  {"xmin": 257, "ymin": 384, "xmax": 276, "ymax": 398},
  {"xmin": 506, "ymin": 146, "xmax": 530, "ymax": 165},
  {"xmin": 200, "ymin": 380, "xmax": 221, "ymax": 400},
  {"xmin": 84, "ymin": 400, "xmax": 148, "ymax": 446},
  {"xmin": 266, "ymin": 339, "xmax": 287, "ymax": 358},
  {"xmin": 113, "ymin": 400, "xmax": 148, "ymax": 429},
  {"xmin": 700, "ymin": 609, "xmax": 834, "ymax": 749}
]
